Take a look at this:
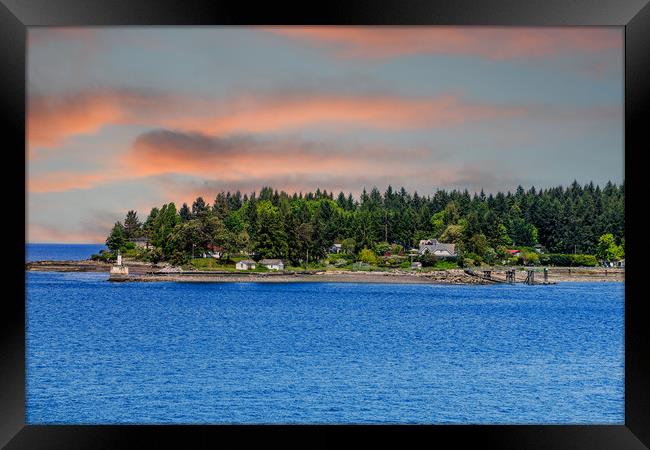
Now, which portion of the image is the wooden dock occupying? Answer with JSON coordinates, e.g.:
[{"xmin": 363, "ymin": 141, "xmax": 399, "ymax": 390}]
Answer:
[{"xmin": 464, "ymin": 268, "xmax": 556, "ymax": 285}]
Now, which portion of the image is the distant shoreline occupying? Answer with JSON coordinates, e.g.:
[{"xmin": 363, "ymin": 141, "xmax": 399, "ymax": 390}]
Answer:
[{"xmin": 26, "ymin": 260, "xmax": 624, "ymax": 285}]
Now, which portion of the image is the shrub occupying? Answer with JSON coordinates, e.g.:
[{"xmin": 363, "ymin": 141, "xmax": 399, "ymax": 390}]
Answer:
[
  {"xmin": 518, "ymin": 250, "xmax": 540, "ymax": 266},
  {"xmin": 383, "ymin": 256, "xmax": 402, "ymax": 267},
  {"xmin": 571, "ymin": 254, "xmax": 598, "ymax": 267},
  {"xmin": 418, "ymin": 251, "xmax": 438, "ymax": 267},
  {"xmin": 434, "ymin": 260, "xmax": 459, "ymax": 270},
  {"xmin": 460, "ymin": 252, "xmax": 482, "ymax": 267},
  {"xmin": 358, "ymin": 248, "xmax": 379, "ymax": 265},
  {"xmin": 351, "ymin": 262, "xmax": 372, "ymax": 271},
  {"xmin": 91, "ymin": 250, "xmax": 115, "ymax": 263},
  {"xmin": 374, "ymin": 242, "xmax": 390, "ymax": 256},
  {"xmin": 539, "ymin": 253, "xmax": 598, "ymax": 267},
  {"xmin": 389, "ymin": 243, "xmax": 404, "ymax": 255},
  {"xmin": 169, "ymin": 250, "xmax": 189, "ymax": 267}
]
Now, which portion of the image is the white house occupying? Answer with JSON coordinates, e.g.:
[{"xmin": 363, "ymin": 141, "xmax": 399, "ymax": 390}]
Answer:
[
  {"xmin": 329, "ymin": 243, "xmax": 342, "ymax": 254},
  {"xmin": 205, "ymin": 245, "xmax": 224, "ymax": 259},
  {"xmin": 236, "ymin": 260, "xmax": 256, "ymax": 270},
  {"xmin": 260, "ymin": 259, "xmax": 284, "ymax": 271},
  {"xmin": 411, "ymin": 261, "xmax": 423, "ymax": 270},
  {"xmin": 418, "ymin": 239, "xmax": 457, "ymax": 257}
]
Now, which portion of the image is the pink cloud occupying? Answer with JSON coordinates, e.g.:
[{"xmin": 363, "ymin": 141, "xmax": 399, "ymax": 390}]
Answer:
[
  {"xmin": 263, "ymin": 26, "xmax": 621, "ymax": 60},
  {"xmin": 28, "ymin": 88, "xmax": 527, "ymax": 153}
]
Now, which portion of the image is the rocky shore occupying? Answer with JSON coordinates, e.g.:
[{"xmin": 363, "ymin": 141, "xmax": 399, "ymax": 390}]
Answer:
[{"xmin": 26, "ymin": 260, "xmax": 624, "ymax": 284}]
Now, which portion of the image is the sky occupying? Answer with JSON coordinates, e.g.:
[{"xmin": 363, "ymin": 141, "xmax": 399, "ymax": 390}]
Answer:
[{"xmin": 27, "ymin": 26, "xmax": 624, "ymax": 243}]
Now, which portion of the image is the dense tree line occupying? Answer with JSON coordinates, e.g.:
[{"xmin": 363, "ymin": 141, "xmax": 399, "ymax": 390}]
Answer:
[{"xmin": 104, "ymin": 181, "xmax": 624, "ymax": 266}]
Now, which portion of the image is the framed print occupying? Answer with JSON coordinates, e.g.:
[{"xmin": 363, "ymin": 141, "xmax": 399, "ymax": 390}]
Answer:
[{"xmin": 1, "ymin": 0, "xmax": 649, "ymax": 448}]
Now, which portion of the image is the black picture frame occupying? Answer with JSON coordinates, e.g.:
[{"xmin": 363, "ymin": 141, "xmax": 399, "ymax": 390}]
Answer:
[{"xmin": 2, "ymin": 1, "xmax": 648, "ymax": 448}]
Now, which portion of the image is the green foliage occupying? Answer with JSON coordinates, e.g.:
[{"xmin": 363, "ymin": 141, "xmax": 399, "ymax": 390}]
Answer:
[
  {"xmin": 429, "ymin": 211, "xmax": 446, "ymax": 237},
  {"xmin": 253, "ymin": 201, "xmax": 288, "ymax": 259},
  {"xmin": 440, "ymin": 224, "xmax": 463, "ymax": 244},
  {"xmin": 123, "ymin": 210, "xmax": 141, "ymax": 239},
  {"xmin": 351, "ymin": 262, "xmax": 372, "ymax": 271},
  {"xmin": 91, "ymin": 250, "xmax": 115, "ymax": 262},
  {"xmin": 418, "ymin": 250, "xmax": 438, "ymax": 267},
  {"xmin": 374, "ymin": 242, "xmax": 390, "ymax": 255},
  {"xmin": 358, "ymin": 248, "xmax": 379, "ymax": 265},
  {"xmin": 517, "ymin": 249, "xmax": 540, "ymax": 266},
  {"xmin": 341, "ymin": 238, "xmax": 356, "ymax": 254},
  {"xmin": 106, "ymin": 182, "xmax": 623, "ymax": 268},
  {"xmin": 596, "ymin": 233, "xmax": 624, "ymax": 262},
  {"xmin": 179, "ymin": 203, "xmax": 191, "ymax": 222},
  {"xmin": 539, "ymin": 253, "xmax": 598, "ymax": 267},
  {"xmin": 432, "ymin": 260, "xmax": 459, "ymax": 270},
  {"xmin": 106, "ymin": 222, "xmax": 127, "ymax": 252},
  {"xmin": 460, "ymin": 252, "xmax": 483, "ymax": 267},
  {"xmin": 572, "ymin": 254, "xmax": 598, "ymax": 267}
]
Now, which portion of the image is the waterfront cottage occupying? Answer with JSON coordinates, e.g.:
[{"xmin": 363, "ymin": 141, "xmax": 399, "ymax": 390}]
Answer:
[
  {"xmin": 418, "ymin": 239, "xmax": 457, "ymax": 257},
  {"xmin": 506, "ymin": 249, "xmax": 521, "ymax": 257},
  {"xmin": 329, "ymin": 243, "xmax": 342, "ymax": 254},
  {"xmin": 236, "ymin": 260, "xmax": 256, "ymax": 270},
  {"xmin": 260, "ymin": 259, "xmax": 284, "ymax": 271},
  {"xmin": 205, "ymin": 244, "xmax": 224, "ymax": 259}
]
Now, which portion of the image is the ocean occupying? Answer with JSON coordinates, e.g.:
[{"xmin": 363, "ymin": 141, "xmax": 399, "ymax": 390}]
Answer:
[
  {"xmin": 26, "ymin": 243, "xmax": 107, "ymax": 262},
  {"xmin": 25, "ymin": 244, "xmax": 624, "ymax": 424}
]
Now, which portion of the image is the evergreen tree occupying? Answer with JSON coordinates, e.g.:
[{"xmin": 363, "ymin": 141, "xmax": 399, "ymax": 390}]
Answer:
[
  {"xmin": 106, "ymin": 221, "xmax": 127, "ymax": 252},
  {"xmin": 191, "ymin": 197, "xmax": 209, "ymax": 218},
  {"xmin": 179, "ymin": 203, "xmax": 191, "ymax": 222}
]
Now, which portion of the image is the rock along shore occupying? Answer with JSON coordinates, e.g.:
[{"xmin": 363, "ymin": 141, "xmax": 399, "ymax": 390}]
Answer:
[{"xmin": 26, "ymin": 260, "xmax": 624, "ymax": 284}]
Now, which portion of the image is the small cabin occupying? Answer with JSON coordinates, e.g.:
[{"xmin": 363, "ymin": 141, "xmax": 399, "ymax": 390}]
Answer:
[
  {"xmin": 236, "ymin": 260, "xmax": 256, "ymax": 270},
  {"xmin": 329, "ymin": 243, "xmax": 342, "ymax": 254},
  {"xmin": 259, "ymin": 259, "xmax": 284, "ymax": 271},
  {"xmin": 205, "ymin": 244, "xmax": 224, "ymax": 259},
  {"xmin": 411, "ymin": 261, "xmax": 422, "ymax": 270}
]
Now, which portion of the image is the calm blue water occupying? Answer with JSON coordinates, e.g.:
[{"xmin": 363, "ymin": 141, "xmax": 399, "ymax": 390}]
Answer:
[
  {"xmin": 26, "ymin": 270, "xmax": 624, "ymax": 424},
  {"xmin": 26, "ymin": 243, "xmax": 106, "ymax": 262}
]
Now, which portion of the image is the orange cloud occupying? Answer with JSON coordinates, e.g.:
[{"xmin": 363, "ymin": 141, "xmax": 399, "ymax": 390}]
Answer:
[
  {"xmin": 28, "ymin": 90, "xmax": 189, "ymax": 150},
  {"xmin": 29, "ymin": 94, "xmax": 124, "ymax": 149},
  {"xmin": 125, "ymin": 129, "xmax": 425, "ymax": 181},
  {"xmin": 28, "ymin": 128, "xmax": 431, "ymax": 193},
  {"xmin": 28, "ymin": 171, "xmax": 124, "ymax": 193},
  {"xmin": 183, "ymin": 94, "xmax": 525, "ymax": 136},
  {"xmin": 264, "ymin": 27, "xmax": 622, "ymax": 60},
  {"xmin": 28, "ymin": 89, "xmax": 525, "ymax": 152}
]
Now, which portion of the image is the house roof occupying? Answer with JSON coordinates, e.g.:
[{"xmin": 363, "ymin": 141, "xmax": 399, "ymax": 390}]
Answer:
[
  {"xmin": 260, "ymin": 259, "xmax": 284, "ymax": 264},
  {"xmin": 238, "ymin": 260, "xmax": 256, "ymax": 264},
  {"xmin": 506, "ymin": 249, "xmax": 521, "ymax": 254},
  {"xmin": 419, "ymin": 239, "xmax": 456, "ymax": 255},
  {"xmin": 207, "ymin": 244, "xmax": 224, "ymax": 251}
]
